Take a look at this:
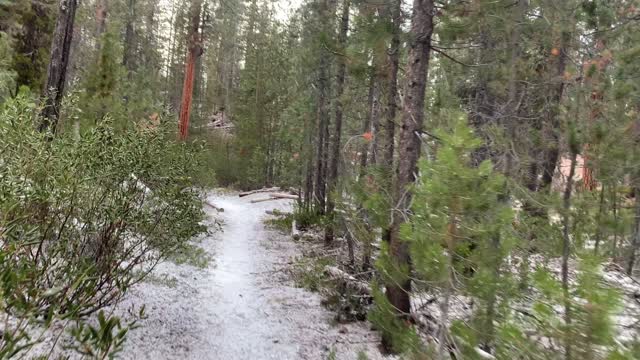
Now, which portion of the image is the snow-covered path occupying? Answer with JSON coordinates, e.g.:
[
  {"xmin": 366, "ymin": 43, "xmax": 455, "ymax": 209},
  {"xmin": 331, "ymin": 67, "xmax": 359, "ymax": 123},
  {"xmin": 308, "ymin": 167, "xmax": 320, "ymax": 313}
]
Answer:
[{"xmin": 117, "ymin": 191, "xmax": 386, "ymax": 360}]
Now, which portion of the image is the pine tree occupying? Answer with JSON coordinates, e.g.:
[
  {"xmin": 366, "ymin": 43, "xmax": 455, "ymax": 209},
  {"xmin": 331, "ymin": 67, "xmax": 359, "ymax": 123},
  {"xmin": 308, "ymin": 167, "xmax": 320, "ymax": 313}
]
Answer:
[{"xmin": 379, "ymin": 0, "xmax": 435, "ymax": 350}]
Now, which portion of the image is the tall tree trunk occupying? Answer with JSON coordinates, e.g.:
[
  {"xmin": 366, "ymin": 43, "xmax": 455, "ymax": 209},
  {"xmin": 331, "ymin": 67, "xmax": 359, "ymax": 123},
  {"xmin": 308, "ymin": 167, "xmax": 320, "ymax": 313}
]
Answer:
[
  {"xmin": 581, "ymin": 35, "xmax": 609, "ymax": 191},
  {"xmin": 562, "ymin": 138, "xmax": 578, "ymax": 360},
  {"xmin": 39, "ymin": 0, "xmax": 79, "ymax": 134},
  {"xmin": 469, "ymin": 30, "xmax": 495, "ymax": 167},
  {"xmin": 193, "ymin": 4, "xmax": 208, "ymax": 122},
  {"xmin": 361, "ymin": 63, "xmax": 376, "ymax": 171},
  {"xmin": 95, "ymin": 0, "xmax": 107, "ymax": 43},
  {"xmin": 178, "ymin": 0, "xmax": 203, "ymax": 140},
  {"xmin": 369, "ymin": 50, "xmax": 382, "ymax": 166},
  {"xmin": 628, "ymin": 182, "xmax": 640, "ymax": 275},
  {"xmin": 164, "ymin": 1, "xmax": 177, "ymax": 99},
  {"xmin": 483, "ymin": 1, "xmax": 526, "ymax": 350},
  {"xmin": 381, "ymin": 0, "xmax": 400, "ymax": 171},
  {"xmin": 324, "ymin": 0, "xmax": 350, "ymax": 246},
  {"xmin": 313, "ymin": 0, "xmax": 333, "ymax": 214},
  {"xmin": 122, "ymin": 0, "xmax": 136, "ymax": 72},
  {"xmin": 560, "ymin": 77, "xmax": 583, "ymax": 359},
  {"xmin": 359, "ymin": 62, "xmax": 377, "ymax": 271},
  {"xmin": 383, "ymin": 0, "xmax": 434, "ymax": 349},
  {"xmin": 378, "ymin": 0, "xmax": 401, "ymax": 246},
  {"xmin": 594, "ymin": 184, "xmax": 606, "ymax": 254},
  {"xmin": 537, "ymin": 29, "xmax": 570, "ymax": 193}
]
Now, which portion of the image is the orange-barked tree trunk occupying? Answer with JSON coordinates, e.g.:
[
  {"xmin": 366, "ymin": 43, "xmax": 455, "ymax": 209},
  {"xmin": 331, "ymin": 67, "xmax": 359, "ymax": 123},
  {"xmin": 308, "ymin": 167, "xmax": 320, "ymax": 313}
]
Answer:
[{"xmin": 178, "ymin": 0, "xmax": 203, "ymax": 140}]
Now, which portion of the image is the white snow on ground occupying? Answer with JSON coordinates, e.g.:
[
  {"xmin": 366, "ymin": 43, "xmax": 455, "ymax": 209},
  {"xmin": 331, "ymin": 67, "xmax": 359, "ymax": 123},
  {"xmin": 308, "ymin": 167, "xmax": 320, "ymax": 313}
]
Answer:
[{"xmin": 112, "ymin": 191, "xmax": 388, "ymax": 360}]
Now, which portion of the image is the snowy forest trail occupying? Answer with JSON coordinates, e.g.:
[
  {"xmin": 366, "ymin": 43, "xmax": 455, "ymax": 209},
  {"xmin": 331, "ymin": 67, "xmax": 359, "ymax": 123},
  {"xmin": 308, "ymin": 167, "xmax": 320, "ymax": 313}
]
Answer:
[{"xmin": 117, "ymin": 191, "xmax": 386, "ymax": 360}]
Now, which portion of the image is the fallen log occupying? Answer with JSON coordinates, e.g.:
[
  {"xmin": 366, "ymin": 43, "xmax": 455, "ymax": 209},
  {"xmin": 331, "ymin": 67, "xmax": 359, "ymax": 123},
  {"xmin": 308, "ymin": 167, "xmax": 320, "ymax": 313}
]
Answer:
[
  {"xmin": 250, "ymin": 193, "xmax": 299, "ymax": 203},
  {"xmin": 265, "ymin": 209, "xmax": 291, "ymax": 216},
  {"xmin": 251, "ymin": 197, "xmax": 278, "ymax": 203},
  {"xmin": 323, "ymin": 265, "xmax": 371, "ymax": 296},
  {"xmin": 269, "ymin": 193, "xmax": 299, "ymax": 200},
  {"xmin": 239, "ymin": 187, "xmax": 281, "ymax": 197},
  {"xmin": 204, "ymin": 201, "xmax": 224, "ymax": 212}
]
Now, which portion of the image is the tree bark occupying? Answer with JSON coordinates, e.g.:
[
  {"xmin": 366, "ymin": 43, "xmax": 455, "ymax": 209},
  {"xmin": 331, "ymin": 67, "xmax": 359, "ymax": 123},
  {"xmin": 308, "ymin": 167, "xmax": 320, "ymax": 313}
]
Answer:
[
  {"xmin": 383, "ymin": 0, "xmax": 434, "ymax": 348},
  {"xmin": 378, "ymin": 0, "xmax": 401, "ymax": 246},
  {"xmin": 324, "ymin": 0, "xmax": 350, "ymax": 246},
  {"xmin": 627, "ymin": 182, "xmax": 640, "ymax": 275},
  {"xmin": 483, "ymin": 1, "xmax": 526, "ymax": 350},
  {"xmin": 39, "ymin": 0, "xmax": 79, "ymax": 134},
  {"xmin": 122, "ymin": 0, "xmax": 136, "ymax": 72},
  {"xmin": 361, "ymin": 64, "xmax": 376, "ymax": 171},
  {"xmin": 562, "ymin": 143, "xmax": 577, "ymax": 360},
  {"xmin": 381, "ymin": 0, "xmax": 400, "ymax": 171},
  {"xmin": 539, "ymin": 31, "xmax": 570, "ymax": 191},
  {"xmin": 369, "ymin": 50, "xmax": 382, "ymax": 166},
  {"xmin": 358, "ymin": 58, "xmax": 377, "ymax": 271},
  {"xmin": 178, "ymin": 0, "xmax": 203, "ymax": 140},
  {"xmin": 313, "ymin": 0, "xmax": 333, "ymax": 214},
  {"xmin": 95, "ymin": 0, "xmax": 108, "ymax": 42}
]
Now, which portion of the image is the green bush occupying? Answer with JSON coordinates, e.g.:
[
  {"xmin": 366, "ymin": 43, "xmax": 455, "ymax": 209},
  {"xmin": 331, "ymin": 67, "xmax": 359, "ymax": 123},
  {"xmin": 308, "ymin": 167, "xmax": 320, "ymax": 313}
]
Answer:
[{"xmin": 0, "ymin": 93, "xmax": 206, "ymax": 357}]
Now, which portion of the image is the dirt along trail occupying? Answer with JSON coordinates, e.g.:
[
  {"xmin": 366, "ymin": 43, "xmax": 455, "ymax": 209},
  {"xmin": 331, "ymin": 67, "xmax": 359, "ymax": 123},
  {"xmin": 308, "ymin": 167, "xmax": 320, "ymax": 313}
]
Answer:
[{"xmin": 117, "ymin": 191, "xmax": 386, "ymax": 360}]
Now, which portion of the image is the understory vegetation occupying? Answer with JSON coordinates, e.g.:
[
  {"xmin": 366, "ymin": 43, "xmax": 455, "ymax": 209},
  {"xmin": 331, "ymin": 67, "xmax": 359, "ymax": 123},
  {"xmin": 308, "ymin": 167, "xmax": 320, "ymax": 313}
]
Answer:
[{"xmin": 0, "ymin": 92, "xmax": 207, "ymax": 357}]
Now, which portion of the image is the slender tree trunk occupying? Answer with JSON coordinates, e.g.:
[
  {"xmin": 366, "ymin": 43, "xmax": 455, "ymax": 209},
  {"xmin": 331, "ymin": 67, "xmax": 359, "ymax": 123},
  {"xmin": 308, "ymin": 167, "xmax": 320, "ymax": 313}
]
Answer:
[
  {"xmin": 164, "ymin": 1, "xmax": 177, "ymax": 98},
  {"xmin": 381, "ymin": 0, "xmax": 400, "ymax": 170},
  {"xmin": 95, "ymin": 0, "xmax": 108, "ymax": 43},
  {"xmin": 469, "ymin": 30, "xmax": 495, "ymax": 167},
  {"xmin": 122, "ymin": 0, "xmax": 136, "ymax": 72},
  {"xmin": 562, "ymin": 142, "xmax": 578, "ymax": 360},
  {"xmin": 178, "ymin": 0, "xmax": 203, "ymax": 140},
  {"xmin": 378, "ymin": 0, "xmax": 401, "ymax": 246},
  {"xmin": 361, "ymin": 64, "xmax": 376, "ymax": 171},
  {"xmin": 313, "ymin": 0, "xmax": 333, "ymax": 214},
  {"xmin": 325, "ymin": 0, "xmax": 350, "ymax": 246},
  {"xmin": 39, "ymin": 0, "xmax": 79, "ymax": 134},
  {"xmin": 369, "ymin": 50, "xmax": 382, "ymax": 165},
  {"xmin": 305, "ymin": 152, "xmax": 314, "ymax": 211},
  {"xmin": 438, "ymin": 200, "xmax": 459, "ymax": 359},
  {"xmin": 193, "ymin": 3, "xmax": 208, "ymax": 122},
  {"xmin": 560, "ymin": 74, "xmax": 583, "ymax": 359},
  {"xmin": 612, "ymin": 186, "xmax": 620, "ymax": 260},
  {"xmin": 483, "ymin": 1, "xmax": 526, "ymax": 350},
  {"xmin": 538, "ymin": 41, "xmax": 569, "ymax": 188},
  {"xmin": 627, "ymin": 182, "xmax": 640, "ymax": 275},
  {"xmin": 582, "ymin": 37, "xmax": 609, "ymax": 191},
  {"xmin": 360, "ymin": 64, "xmax": 377, "ymax": 271},
  {"xmin": 382, "ymin": 0, "xmax": 434, "ymax": 349},
  {"xmin": 594, "ymin": 184, "xmax": 606, "ymax": 255}
]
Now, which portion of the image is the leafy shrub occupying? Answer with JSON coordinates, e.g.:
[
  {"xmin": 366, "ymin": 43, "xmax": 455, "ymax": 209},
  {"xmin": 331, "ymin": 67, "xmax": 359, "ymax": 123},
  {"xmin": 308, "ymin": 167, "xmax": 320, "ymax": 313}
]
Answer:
[
  {"xmin": 0, "ymin": 33, "xmax": 16, "ymax": 102},
  {"xmin": 293, "ymin": 256, "xmax": 335, "ymax": 292},
  {"xmin": 293, "ymin": 203, "xmax": 323, "ymax": 230},
  {"xmin": 0, "ymin": 93, "xmax": 206, "ymax": 357},
  {"xmin": 66, "ymin": 307, "xmax": 145, "ymax": 359},
  {"xmin": 264, "ymin": 211, "xmax": 294, "ymax": 233}
]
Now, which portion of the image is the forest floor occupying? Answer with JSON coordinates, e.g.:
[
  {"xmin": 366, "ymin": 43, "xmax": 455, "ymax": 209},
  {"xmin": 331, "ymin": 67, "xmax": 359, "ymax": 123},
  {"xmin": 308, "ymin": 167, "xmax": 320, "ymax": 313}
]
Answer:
[{"xmin": 113, "ymin": 191, "xmax": 387, "ymax": 360}]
